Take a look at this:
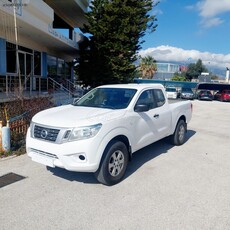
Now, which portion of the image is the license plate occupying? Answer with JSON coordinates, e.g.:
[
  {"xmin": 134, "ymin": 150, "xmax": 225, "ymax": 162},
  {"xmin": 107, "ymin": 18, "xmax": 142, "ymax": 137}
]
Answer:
[{"xmin": 31, "ymin": 154, "xmax": 55, "ymax": 168}]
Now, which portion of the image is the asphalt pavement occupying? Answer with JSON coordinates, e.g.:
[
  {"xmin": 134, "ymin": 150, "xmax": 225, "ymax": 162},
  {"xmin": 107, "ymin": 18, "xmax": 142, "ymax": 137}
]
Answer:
[{"xmin": 0, "ymin": 100, "xmax": 230, "ymax": 230}]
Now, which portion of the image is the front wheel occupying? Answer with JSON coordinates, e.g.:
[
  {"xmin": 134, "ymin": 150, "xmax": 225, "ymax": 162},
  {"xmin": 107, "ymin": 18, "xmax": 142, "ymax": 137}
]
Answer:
[
  {"xmin": 95, "ymin": 141, "xmax": 129, "ymax": 186},
  {"xmin": 170, "ymin": 120, "xmax": 187, "ymax": 146}
]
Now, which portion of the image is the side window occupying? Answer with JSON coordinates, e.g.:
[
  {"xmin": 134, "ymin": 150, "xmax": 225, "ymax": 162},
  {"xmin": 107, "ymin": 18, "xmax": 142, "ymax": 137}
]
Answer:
[
  {"xmin": 154, "ymin": 89, "xmax": 165, "ymax": 107},
  {"xmin": 135, "ymin": 90, "xmax": 157, "ymax": 110}
]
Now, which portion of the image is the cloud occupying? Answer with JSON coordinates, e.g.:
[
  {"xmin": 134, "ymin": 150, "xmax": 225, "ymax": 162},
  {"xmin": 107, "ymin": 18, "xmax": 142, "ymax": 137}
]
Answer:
[
  {"xmin": 200, "ymin": 17, "xmax": 224, "ymax": 28},
  {"xmin": 138, "ymin": 45, "xmax": 230, "ymax": 70},
  {"xmin": 197, "ymin": 0, "xmax": 230, "ymax": 18},
  {"xmin": 190, "ymin": 0, "xmax": 230, "ymax": 28}
]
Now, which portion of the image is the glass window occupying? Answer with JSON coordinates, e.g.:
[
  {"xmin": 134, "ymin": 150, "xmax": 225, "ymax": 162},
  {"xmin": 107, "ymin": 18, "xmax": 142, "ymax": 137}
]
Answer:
[
  {"xmin": 135, "ymin": 90, "xmax": 157, "ymax": 110},
  {"xmin": 65, "ymin": 62, "xmax": 71, "ymax": 78},
  {"xmin": 47, "ymin": 55, "xmax": 57, "ymax": 76},
  {"xmin": 18, "ymin": 45, "xmax": 32, "ymax": 54},
  {"xmin": 57, "ymin": 58, "xmax": 65, "ymax": 76},
  {"xmin": 75, "ymin": 87, "xmax": 136, "ymax": 109},
  {"xmin": 154, "ymin": 89, "xmax": 165, "ymax": 107},
  {"xmin": 6, "ymin": 42, "xmax": 17, "ymax": 73},
  {"xmin": 34, "ymin": 51, "xmax": 41, "ymax": 75}
]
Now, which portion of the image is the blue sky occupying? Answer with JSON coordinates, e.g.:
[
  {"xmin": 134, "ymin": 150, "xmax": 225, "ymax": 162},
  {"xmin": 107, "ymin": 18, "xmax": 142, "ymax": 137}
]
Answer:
[{"xmin": 139, "ymin": 0, "xmax": 230, "ymax": 74}]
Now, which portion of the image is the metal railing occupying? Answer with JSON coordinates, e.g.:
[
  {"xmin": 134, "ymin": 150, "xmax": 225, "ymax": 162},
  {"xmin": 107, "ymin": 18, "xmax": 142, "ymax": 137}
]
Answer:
[{"xmin": 0, "ymin": 75, "xmax": 83, "ymax": 105}]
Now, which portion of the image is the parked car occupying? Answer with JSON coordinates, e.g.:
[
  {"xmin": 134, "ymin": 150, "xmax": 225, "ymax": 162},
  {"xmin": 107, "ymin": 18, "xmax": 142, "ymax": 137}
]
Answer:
[
  {"xmin": 214, "ymin": 90, "xmax": 230, "ymax": 102},
  {"xmin": 165, "ymin": 87, "xmax": 178, "ymax": 99},
  {"xmin": 197, "ymin": 90, "xmax": 213, "ymax": 101},
  {"xmin": 26, "ymin": 83, "xmax": 192, "ymax": 185},
  {"xmin": 180, "ymin": 88, "xmax": 194, "ymax": 100}
]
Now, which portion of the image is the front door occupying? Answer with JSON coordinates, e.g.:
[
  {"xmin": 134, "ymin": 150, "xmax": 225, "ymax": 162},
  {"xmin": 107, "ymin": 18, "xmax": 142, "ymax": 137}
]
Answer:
[
  {"xmin": 18, "ymin": 51, "xmax": 33, "ymax": 90},
  {"xmin": 130, "ymin": 89, "xmax": 171, "ymax": 152}
]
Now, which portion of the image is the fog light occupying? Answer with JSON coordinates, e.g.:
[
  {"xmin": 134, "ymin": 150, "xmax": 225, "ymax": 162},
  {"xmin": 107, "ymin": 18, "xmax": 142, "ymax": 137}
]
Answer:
[{"xmin": 79, "ymin": 155, "xmax": 85, "ymax": 161}]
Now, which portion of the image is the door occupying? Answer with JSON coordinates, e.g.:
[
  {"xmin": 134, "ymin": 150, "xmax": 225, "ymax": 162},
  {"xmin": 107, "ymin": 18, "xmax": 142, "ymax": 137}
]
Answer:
[
  {"xmin": 130, "ymin": 89, "xmax": 171, "ymax": 152},
  {"xmin": 18, "ymin": 51, "xmax": 33, "ymax": 90}
]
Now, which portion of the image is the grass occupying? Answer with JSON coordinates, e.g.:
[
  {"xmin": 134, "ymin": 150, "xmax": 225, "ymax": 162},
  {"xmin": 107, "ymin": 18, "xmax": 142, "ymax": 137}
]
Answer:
[{"xmin": 0, "ymin": 137, "xmax": 26, "ymax": 158}]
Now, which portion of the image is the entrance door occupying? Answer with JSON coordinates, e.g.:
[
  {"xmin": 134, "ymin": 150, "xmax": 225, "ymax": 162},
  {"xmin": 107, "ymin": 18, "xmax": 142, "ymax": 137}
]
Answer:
[{"xmin": 18, "ymin": 52, "xmax": 33, "ymax": 90}]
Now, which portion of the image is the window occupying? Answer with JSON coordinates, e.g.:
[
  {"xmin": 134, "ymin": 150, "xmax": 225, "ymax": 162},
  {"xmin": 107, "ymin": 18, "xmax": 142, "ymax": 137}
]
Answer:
[
  {"xmin": 65, "ymin": 62, "xmax": 71, "ymax": 79},
  {"xmin": 154, "ymin": 89, "xmax": 165, "ymax": 107},
  {"xmin": 135, "ymin": 90, "xmax": 157, "ymax": 110},
  {"xmin": 57, "ymin": 58, "xmax": 65, "ymax": 77},
  {"xmin": 6, "ymin": 42, "xmax": 17, "ymax": 73},
  {"xmin": 75, "ymin": 87, "xmax": 136, "ymax": 109},
  {"xmin": 47, "ymin": 55, "xmax": 57, "ymax": 76},
  {"xmin": 34, "ymin": 51, "xmax": 41, "ymax": 75}
]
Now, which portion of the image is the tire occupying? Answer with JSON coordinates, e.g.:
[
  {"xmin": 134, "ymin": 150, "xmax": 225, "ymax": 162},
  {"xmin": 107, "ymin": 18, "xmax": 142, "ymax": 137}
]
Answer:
[
  {"xmin": 171, "ymin": 120, "xmax": 187, "ymax": 146},
  {"xmin": 95, "ymin": 141, "xmax": 129, "ymax": 186}
]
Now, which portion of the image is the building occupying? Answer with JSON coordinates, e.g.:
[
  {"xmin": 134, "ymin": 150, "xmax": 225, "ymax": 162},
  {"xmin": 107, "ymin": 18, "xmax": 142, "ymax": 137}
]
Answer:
[
  {"xmin": 0, "ymin": 0, "xmax": 89, "ymax": 93},
  {"xmin": 154, "ymin": 63, "xmax": 188, "ymax": 80}
]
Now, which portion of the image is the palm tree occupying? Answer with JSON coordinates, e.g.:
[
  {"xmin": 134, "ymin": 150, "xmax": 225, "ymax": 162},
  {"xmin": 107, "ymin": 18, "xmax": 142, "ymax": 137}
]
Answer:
[{"xmin": 139, "ymin": 56, "xmax": 157, "ymax": 79}]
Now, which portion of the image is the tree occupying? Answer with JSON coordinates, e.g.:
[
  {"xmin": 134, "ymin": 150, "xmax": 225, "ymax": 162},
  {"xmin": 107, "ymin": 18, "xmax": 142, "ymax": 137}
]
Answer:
[
  {"xmin": 171, "ymin": 73, "xmax": 187, "ymax": 82},
  {"xmin": 186, "ymin": 59, "xmax": 208, "ymax": 81},
  {"xmin": 139, "ymin": 56, "xmax": 157, "ymax": 79},
  {"xmin": 77, "ymin": 0, "xmax": 158, "ymax": 87}
]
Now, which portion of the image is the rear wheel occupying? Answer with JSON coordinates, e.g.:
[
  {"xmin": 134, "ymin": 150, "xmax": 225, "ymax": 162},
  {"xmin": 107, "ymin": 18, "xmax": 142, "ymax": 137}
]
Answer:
[
  {"xmin": 171, "ymin": 120, "xmax": 186, "ymax": 146},
  {"xmin": 95, "ymin": 141, "xmax": 128, "ymax": 186}
]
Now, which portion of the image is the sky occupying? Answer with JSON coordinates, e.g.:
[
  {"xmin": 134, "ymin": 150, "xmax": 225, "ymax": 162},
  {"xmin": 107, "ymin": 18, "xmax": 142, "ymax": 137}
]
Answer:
[{"xmin": 139, "ymin": 0, "xmax": 230, "ymax": 75}]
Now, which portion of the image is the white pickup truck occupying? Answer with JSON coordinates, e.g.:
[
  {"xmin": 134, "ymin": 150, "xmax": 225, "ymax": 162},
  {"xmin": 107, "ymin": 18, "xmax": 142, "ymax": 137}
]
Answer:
[{"xmin": 26, "ymin": 84, "xmax": 192, "ymax": 185}]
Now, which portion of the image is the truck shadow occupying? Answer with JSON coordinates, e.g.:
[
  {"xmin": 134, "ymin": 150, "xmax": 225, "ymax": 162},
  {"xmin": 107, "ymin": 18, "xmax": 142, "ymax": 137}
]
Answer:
[
  {"xmin": 47, "ymin": 129, "xmax": 196, "ymax": 185},
  {"xmin": 125, "ymin": 129, "xmax": 196, "ymax": 179}
]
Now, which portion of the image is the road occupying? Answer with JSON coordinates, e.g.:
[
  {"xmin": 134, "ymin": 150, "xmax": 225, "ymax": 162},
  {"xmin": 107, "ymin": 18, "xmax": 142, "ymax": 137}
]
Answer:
[{"xmin": 0, "ymin": 100, "xmax": 230, "ymax": 230}]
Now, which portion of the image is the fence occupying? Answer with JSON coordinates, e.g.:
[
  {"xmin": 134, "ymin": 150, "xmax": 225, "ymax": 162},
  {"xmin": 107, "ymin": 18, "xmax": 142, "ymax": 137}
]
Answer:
[
  {"xmin": 0, "ymin": 112, "xmax": 29, "ymax": 152},
  {"xmin": 8, "ymin": 115, "xmax": 29, "ymax": 136}
]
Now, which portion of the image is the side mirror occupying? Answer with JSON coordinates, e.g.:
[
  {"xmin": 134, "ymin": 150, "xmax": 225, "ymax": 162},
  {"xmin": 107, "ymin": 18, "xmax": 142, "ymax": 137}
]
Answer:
[{"xmin": 134, "ymin": 104, "xmax": 149, "ymax": 112}]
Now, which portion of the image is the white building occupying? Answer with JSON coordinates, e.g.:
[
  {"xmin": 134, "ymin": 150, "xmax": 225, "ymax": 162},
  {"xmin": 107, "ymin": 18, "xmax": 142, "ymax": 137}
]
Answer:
[
  {"xmin": 0, "ymin": 0, "xmax": 89, "ymax": 92},
  {"xmin": 154, "ymin": 63, "xmax": 180, "ymax": 80}
]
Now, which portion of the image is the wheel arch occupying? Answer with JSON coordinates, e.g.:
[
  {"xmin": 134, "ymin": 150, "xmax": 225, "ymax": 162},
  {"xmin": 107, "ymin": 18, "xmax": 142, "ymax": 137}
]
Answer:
[
  {"xmin": 99, "ymin": 135, "xmax": 132, "ymax": 166},
  {"xmin": 174, "ymin": 115, "xmax": 187, "ymax": 133}
]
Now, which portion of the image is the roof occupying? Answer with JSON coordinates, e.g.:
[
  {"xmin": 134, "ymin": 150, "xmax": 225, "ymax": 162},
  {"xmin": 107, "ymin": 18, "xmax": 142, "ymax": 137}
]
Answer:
[
  {"xmin": 44, "ymin": 0, "xmax": 89, "ymax": 28},
  {"xmin": 196, "ymin": 83, "xmax": 230, "ymax": 91},
  {"xmin": 97, "ymin": 83, "xmax": 165, "ymax": 91},
  {"xmin": 133, "ymin": 79, "xmax": 198, "ymax": 89}
]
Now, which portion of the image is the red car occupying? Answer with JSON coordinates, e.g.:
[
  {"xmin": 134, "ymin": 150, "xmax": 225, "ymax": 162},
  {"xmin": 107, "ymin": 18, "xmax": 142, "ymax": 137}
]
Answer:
[{"xmin": 215, "ymin": 90, "xmax": 230, "ymax": 102}]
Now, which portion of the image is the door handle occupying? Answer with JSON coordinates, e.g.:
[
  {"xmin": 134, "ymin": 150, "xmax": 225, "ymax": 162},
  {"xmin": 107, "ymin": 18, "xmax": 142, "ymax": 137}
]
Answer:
[{"xmin": 154, "ymin": 114, "xmax": 159, "ymax": 118}]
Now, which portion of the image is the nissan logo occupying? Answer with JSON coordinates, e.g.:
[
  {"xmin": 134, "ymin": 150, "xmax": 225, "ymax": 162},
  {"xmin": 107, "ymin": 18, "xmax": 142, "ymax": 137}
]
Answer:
[{"xmin": 41, "ymin": 129, "xmax": 48, "ymax": 139}]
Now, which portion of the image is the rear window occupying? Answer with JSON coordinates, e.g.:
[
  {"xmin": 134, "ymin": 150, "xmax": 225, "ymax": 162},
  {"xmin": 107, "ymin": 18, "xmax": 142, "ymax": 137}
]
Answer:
[{"xmin": 182, "ymin": 88, "xmax": 193, "ymax": 92}]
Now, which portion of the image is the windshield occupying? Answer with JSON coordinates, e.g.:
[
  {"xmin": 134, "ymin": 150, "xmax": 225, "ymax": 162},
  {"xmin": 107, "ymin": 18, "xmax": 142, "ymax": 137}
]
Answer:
[
  {"xmin": 74, "ymin": 87, "xmax": 137, "ymax": 109},
  {"xmin": 182, "ymin": 88, "xmax": 193, "ymax": 93},
  {"xmin": 166, "ymin": 88, "xmax": 176, "ymax": 92}
]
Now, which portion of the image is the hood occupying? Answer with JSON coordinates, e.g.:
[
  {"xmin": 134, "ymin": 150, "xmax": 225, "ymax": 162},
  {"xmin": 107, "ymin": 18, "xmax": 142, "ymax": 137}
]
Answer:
[{"xmin": 32, "ymin": 105, "xmax": 126, "ymax": 127}]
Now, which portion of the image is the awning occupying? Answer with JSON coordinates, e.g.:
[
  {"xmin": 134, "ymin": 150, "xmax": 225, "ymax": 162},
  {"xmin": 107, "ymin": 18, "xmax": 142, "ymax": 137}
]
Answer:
[{"xmin": 196, "ymin": 83, "xmax": 230, "ymax": 91}]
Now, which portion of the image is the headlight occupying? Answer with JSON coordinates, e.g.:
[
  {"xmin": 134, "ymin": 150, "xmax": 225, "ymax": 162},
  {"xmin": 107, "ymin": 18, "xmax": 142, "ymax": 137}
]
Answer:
[{"xmin": 68, "ymin": 123, "xmax": 102, "ymax": 142}]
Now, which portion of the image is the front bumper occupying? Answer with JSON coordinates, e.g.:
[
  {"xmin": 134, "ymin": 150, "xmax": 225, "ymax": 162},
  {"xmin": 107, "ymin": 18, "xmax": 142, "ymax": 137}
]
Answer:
[
  {"xmin": 181, "ymin": 94, "xmax": 194, "ymax": 99},
  {"xmin": 26, "ymin": 128, "xmax": 101, "ymax": 172}
]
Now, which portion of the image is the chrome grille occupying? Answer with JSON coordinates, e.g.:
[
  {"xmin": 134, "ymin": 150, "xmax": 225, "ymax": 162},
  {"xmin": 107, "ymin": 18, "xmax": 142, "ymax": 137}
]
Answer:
[{"xmin": 34, "ymin": 125, "xmax": 60, "ymax": 142}]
